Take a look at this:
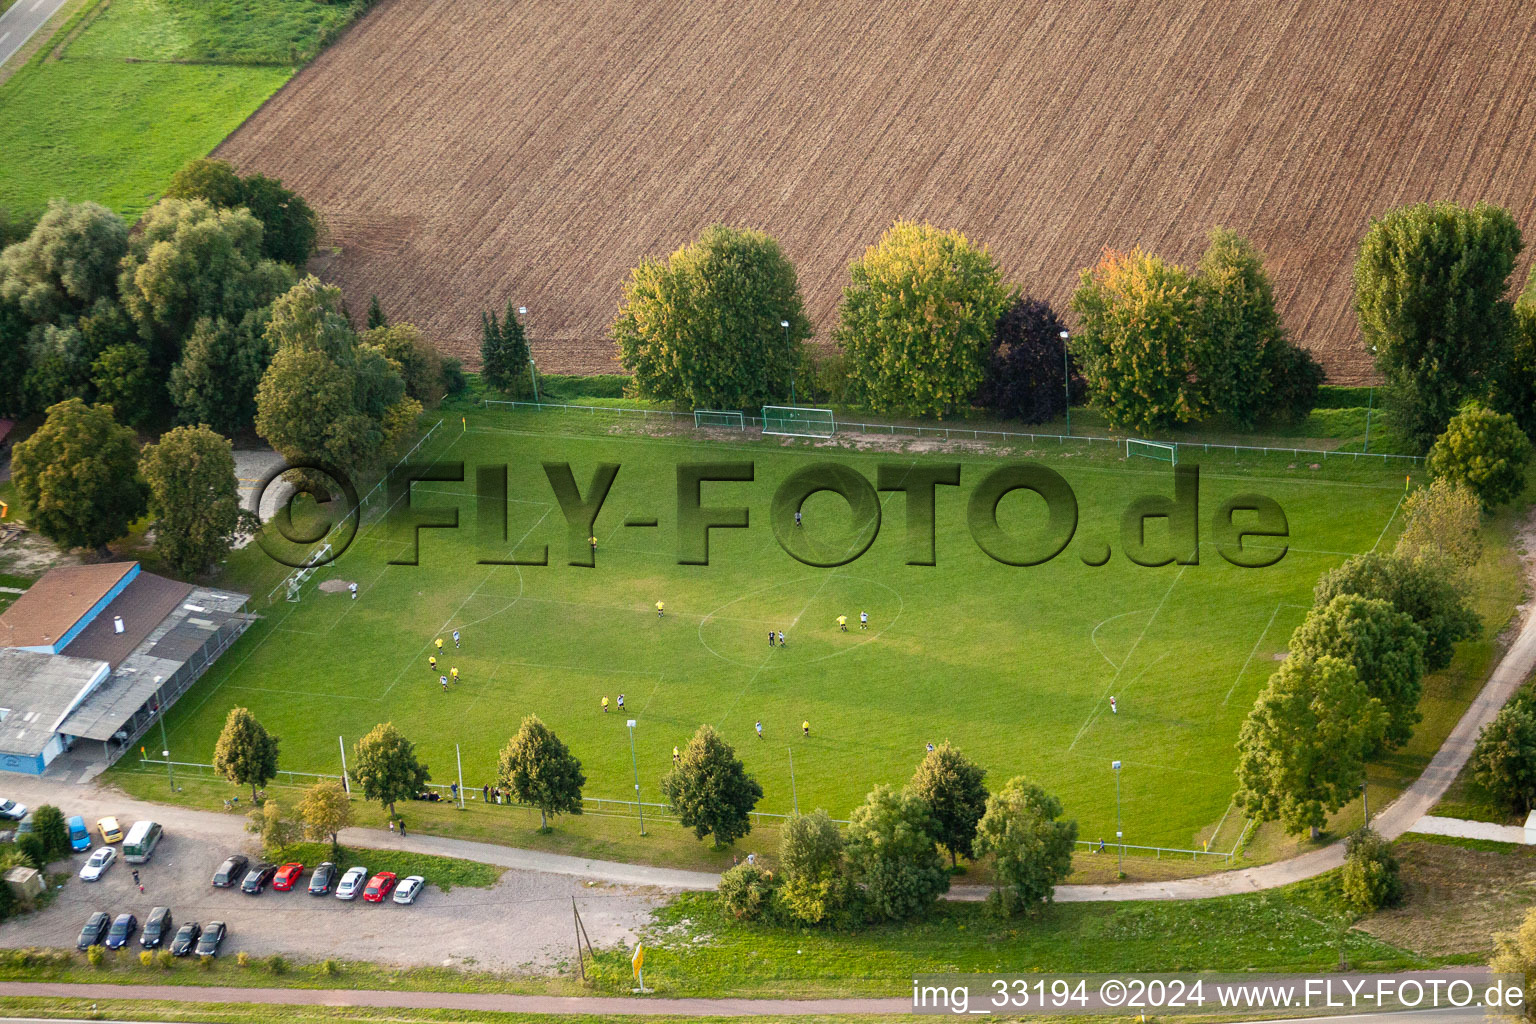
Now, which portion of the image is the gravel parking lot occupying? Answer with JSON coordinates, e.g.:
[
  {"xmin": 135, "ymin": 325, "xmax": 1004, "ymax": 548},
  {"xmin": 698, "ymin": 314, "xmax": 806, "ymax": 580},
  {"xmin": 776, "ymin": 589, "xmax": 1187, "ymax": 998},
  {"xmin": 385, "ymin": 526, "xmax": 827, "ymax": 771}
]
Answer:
[{"xmin": 0, "ymin": 786, "xmax": 665, "ymax": 971}]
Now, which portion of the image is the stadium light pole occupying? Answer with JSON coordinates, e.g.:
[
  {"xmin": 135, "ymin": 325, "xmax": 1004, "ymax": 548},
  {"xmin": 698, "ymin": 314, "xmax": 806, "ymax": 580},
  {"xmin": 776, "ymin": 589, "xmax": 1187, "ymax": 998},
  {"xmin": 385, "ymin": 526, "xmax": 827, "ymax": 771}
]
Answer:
[
  {"xmin": 627, "ymin": 720, "xmax": 645, "ymax": 836},
  {"xmin": 1060, "ymin": 330, "xmax": 1072, "ymax": 436},
  {"xmin": 782, "ymin": 320, "xmax": 794, "ymax": 405},
  {"xmin": 520, "ymin": 306, "xmax": 540, "ymax": 405},
  {"xmin": 1363, "ymin": 346, "xmax": 1377, "ymax": 454},
  {"xmin": 155, "ymin": 676, "xmax": 174, "ymax": 793},
  {"xmin": 1112, "ymin": 759, "xmax": 1123, "ymax": 875}
]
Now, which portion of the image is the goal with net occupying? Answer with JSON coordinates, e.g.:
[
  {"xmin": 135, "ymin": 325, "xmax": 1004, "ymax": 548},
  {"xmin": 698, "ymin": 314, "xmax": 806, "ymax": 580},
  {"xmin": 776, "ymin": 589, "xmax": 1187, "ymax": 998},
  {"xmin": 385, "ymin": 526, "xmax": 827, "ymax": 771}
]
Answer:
[
  {"xmin": 761, "ymin": 405, "xmax": 836, "ymax": 438},
  {"xmin": 1126, "ymin": 438, "xmax": 1178, "ymax": 465},
  {"xmin": 694, "ymin": 409, "xmax": 746, "ymax": 430}
]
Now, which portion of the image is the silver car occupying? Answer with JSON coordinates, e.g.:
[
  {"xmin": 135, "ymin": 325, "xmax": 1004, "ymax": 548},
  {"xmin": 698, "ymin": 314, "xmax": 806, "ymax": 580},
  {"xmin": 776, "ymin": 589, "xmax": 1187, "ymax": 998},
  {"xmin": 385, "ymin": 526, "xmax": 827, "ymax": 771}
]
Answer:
[
  {"xmin": 392, "ymin": 875, "xmax": 424, "ymax": 904},
  {"xmin": 334, "ymin": 865, "xmax": 367, "ymax": 900},
  {"xmin": 79, "ymin": 846, "xmax": 117, "ymax": 881}
]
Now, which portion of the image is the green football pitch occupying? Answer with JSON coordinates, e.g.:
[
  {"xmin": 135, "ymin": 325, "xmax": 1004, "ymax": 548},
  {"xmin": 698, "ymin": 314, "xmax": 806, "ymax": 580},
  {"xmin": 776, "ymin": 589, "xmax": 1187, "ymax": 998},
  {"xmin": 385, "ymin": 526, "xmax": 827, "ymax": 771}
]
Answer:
[{"xmin": 171, "ymin": 408, "xmax": 1410, "ymax": 851}]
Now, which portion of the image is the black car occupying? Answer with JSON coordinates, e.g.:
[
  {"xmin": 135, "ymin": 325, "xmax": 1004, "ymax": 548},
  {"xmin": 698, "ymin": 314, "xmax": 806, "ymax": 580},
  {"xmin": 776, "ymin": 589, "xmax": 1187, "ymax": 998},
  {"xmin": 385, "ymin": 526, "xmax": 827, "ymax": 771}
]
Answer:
[
  {"xmin": 169, "ymin": 921, "xmax": 201, "ymax": 957},
  {"xmin": 140, "ymin": 906, "xmax": 173, "ymax": 949},
  {"xmin": 194, "ymin": 920, "xmax": 226, "ymax": 957},
  {"xmin": 104, "ymin": 912, "xmax": 138, "ymax": 950},
  {"xmin": 212, "ymin": 854, "xmax": 248, "ymax": 888},
  {"xmin": 77, "ymin": 911, "xmax": 110, "ymax": 950},
  {"xmin": 240, "ymin": 862, "xmax": 277, "ymax": 894},
  {"xmin": 307, "ymin": 861, "xmax": 336, "ymax": 895}
]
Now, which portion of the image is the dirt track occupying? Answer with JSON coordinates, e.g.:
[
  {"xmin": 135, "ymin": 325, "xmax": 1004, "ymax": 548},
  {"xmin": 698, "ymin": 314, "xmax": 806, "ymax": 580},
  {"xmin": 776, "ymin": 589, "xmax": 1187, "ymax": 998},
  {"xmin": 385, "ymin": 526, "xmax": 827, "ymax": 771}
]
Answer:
[{"xmin": 216, "ymin": 0, "xmax": 1536, "ymax": 383}]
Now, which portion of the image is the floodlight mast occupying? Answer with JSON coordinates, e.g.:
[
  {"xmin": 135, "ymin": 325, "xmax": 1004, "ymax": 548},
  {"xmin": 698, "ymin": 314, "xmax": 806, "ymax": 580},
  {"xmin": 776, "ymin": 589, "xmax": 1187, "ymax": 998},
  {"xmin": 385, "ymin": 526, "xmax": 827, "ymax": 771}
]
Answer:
[
  {"xmin": 782, "ymin": 320, "xmax": 794, "ymax": 405},
  {"xmin": 1060, "ymin": 329, "xmax": 1071, "ymax": 436}
]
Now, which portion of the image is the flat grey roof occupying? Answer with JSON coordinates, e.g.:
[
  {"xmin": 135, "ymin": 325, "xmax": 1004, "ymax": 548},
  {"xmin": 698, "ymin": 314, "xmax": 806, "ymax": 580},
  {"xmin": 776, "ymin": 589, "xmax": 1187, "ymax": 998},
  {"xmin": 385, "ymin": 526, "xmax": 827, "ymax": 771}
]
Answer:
[
  {"xmin": 0, "ymin": 649, "xmax": 109, "ymax": 757},
  {"xmin": 57, "ymin": 586, "xmax": 251, "ymax": 742}
]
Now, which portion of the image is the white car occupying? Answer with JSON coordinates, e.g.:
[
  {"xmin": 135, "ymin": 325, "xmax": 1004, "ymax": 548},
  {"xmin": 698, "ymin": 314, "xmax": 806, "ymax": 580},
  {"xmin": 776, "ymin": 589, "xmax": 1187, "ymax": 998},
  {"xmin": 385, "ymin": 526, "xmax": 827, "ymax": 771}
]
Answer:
[
  {"xmin": 392, "ymin": 875, "xmax": 424, "ymax": 905},
  {"xmin": 334, "ymin": 865, "xmax": 367, "ymax": 900},
  {"xmin": 79, "ymin": 846, "xmax": 117, "ymax": 881},
  {"xmin": 0, "ymin": 799, "xmax": 26, "ymax": 821}
]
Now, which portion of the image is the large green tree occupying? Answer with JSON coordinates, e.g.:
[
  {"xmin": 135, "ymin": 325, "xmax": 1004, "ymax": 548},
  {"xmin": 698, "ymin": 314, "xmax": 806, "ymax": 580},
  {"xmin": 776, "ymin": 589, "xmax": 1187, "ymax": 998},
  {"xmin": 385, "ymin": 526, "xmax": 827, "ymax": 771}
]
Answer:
[
  {"xmin": 362, "ymin": 322, "xmax": 444, "ymax": 406},
  {"xmin": 10, "ymin": 398, "xmax": 146, "ymax": 554},
  {"xmin": 1472, "ymin": 692, "xmax": 1536, "ymax": 816},
  {"xmin": 660, "ymin": 724, "xmax": 763, "ymax": 848},
  {"xmin": 0, "ymin": 200, "xmax": 127, "ymax": 325},
  {"xmin": 165, "ymin": 158, "xmax": 319, "ymax": 266},
  {"xmin": 1068, "ymin": 247, "xmax": 1204, "ymax": 432},
  {"xmin": 1196, "ymin": 229, "xmax": 1321, "ymax": 426},
  {"xmin": 213, "ymin": 707, "xmax": 280, "ymax": 803},
  {"xmin": 908, "ymin": 741, "xmax": 988, "ymax": 866},
  {"xmin": 1340, "ymin": 826, "xmax": 1402, "ymax": 914},
  {"xmin": 351, "ymin": 722, "xmax": 430, "ymax": 820},
  {"xmin": 1395, "ymin": 477, "xmax": 1483, "ymax": 574},
  {"xmin": 89, "ymin": 343, "xmax": 158, "ymax": 429},
  {"xmin": 117, "ymin": 198, "xmax": 294, "ymax": 371},
  {"xmin": 168, "ymin": 312, "xmax": 274, "ymax": 435},
  {"xmin": 972, "ymin": 776, "xmax": 1078, "ymax": 915},
  {"xmin": 30, "ymin": 805, "xmax": 70, "ymax": 862},
  {"xmin": 845, "ymin": 784, "xmax": 950, "ymax": 921},
  {"xmin": 139, "ymin": 424, "xmax": 248, "ymax": 577},
  {"xmin": 1288, "ymin": 594, "xmax": 1427, "ymax": 752},
  {"xmin": 297, "ymin": 780, "xmax": 352, "ymax": 858},
  {"xmin": 1235, "ymin": 656, "xmax": 1386, "ymax": 837},
  {"xmin": 615, "ymin": 225, "xmax": 810, "ymax": 410},
  {"xmin": 1426, "ymin": 402, "xmax": 1532, "ymax": 510},
  {"xmin": 777, "ymin": 809, "xmax": 853, "ymax": 925},
  {"xmin": 835, "ymin": 221, "xmax": 1008, "ymax": 417},
  {"xmin": 1354, "ymin": 201, "xmax": 1523, "ymax": 449},
  {"xmin": 255, "ymin": 277, "xmax": 420, "ymax": 480},
  {"xmin": 497, "ymin": 714, "xmax": 586, "ymax": 831},
  {"xmin": 1498, "ymin": 267, "xmax": 1536, "ymax": 438},
  {"xmin": 1313, "ymin": 550, "xmax": 1480, "ymax": 672}
]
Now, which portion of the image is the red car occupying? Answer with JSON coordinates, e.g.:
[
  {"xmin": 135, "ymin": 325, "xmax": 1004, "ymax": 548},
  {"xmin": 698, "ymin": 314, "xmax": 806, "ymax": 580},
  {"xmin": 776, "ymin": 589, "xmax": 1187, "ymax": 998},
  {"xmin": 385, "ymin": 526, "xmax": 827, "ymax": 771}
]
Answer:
[
  {"xmin": 272, "ymin": 863, "xmax": 304, "ymax": 891},
  {"xmin": 362, "ymin": 871, "xmax": 397, "ymax": 902}
]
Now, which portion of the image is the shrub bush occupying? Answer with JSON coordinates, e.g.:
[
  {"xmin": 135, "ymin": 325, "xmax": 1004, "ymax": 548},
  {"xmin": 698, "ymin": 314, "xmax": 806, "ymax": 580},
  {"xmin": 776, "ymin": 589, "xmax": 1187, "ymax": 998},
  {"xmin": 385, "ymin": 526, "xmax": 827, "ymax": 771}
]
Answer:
[
  {"xmin": 1340, "ymin": 826, "xmax": 1403, "ymax": 914},
  {"xmin": 236, "ymin": 951, "xmax": 252, "ymax": 968},
  {"xmin": 86, "ymin": 945, "xmax": 104, "ymax": 969},
  {"xmin": 267, "ymin": 954, "xmax": 288, "ymax": 974},
  {"xmin": 156, "ymin": 950, "xmax": 173, "ymax": 970},
  {"xmin": 321, "ymin": 957, "xmax": 341, "ymax": 976},
  {"xmin": 139, "ymin": 950, "xmax": 154, "ymax": 968},
  {"xmin": 717, "ymin": 862, "xmax": 779, "ymax": 922}
]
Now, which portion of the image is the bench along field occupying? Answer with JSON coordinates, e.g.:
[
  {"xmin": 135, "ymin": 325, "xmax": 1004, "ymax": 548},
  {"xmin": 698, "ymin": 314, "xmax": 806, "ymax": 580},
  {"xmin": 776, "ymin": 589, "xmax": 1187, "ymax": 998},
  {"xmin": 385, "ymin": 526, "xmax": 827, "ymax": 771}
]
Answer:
[
  {"xmin": 152, "ymin": 408, "xmax": 1409, "ymax": 855},
  {"xmin": 212, "ymin": 0, "xmax": 1536, "ymax": 383}
]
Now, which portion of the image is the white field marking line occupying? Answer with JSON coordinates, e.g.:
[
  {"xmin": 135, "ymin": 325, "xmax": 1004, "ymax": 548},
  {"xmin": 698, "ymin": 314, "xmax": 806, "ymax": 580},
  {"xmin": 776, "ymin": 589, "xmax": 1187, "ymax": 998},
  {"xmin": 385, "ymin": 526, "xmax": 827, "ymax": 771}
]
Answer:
[
  {"xmin": 1066, "ymin": 650, "xmax": 1172, "ymax": 745},
  {"xmin": 787, "ymin": 572, "xmax": 837, "ymax": 630},
  {"xmin": 220, "ymin": 683, "xmax": 376, "ymax": 702},
  {"xmin": 456, "ymin": 654, "xmax": 507, "ymax": 722},
  {"xmin": 1090, "ymin": 608, "xmax": 1151, "ymax": 671},
  {"xmin": 1067, "ymin": 564, "xmax": 1187, "ymax": 753},
  {"xmin": 1372, "ymin": 491, "xmax": 1407, "ymax": 551},
  {"xmin": 635, "ymin": 672, "xmax": 665, "ymax": 719},
  {"xmin": 1224, "ymin": 602, "xmax": 1286, "ymax": 705},
  {"xmin": 375, "ymin": 506, "xmax": 550, "ymax": 701}
]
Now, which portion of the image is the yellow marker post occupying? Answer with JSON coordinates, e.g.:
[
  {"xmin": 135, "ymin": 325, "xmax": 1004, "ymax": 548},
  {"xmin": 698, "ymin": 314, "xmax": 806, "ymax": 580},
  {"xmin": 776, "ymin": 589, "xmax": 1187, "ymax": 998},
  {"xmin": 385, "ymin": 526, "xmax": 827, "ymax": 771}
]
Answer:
[
  {"xmin": 631, "ymin": 943, "xmax": 648, "ymax": 993},
  {"xmin": 0, "ymin": 498, "xmax": 8, "ymax": 518}
]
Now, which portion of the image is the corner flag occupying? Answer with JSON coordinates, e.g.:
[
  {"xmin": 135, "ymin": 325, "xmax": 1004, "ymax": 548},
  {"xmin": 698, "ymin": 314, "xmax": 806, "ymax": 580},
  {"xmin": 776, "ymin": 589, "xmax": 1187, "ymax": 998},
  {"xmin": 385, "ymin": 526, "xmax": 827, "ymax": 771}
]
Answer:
[{"xmin": 632, "ymin": 944, "xmax": 644, "ymax": 977}]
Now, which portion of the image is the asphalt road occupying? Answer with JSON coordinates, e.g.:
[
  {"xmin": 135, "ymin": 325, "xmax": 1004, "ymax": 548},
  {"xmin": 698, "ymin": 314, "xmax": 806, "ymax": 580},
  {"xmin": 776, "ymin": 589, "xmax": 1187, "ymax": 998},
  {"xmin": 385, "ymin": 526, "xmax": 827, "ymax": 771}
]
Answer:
[{"xmin": 0, "ymin": 0, "xmax": 69, "ymax": 70}]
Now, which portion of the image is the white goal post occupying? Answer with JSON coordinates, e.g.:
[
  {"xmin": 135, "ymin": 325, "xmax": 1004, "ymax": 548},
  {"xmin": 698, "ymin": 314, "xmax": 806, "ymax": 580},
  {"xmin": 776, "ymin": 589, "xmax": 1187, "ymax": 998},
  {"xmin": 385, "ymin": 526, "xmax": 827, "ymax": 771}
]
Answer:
[
  {"xmin": 694, "ymin": 409, "xmax": 746, "ymax": 429},
  {"xmin": 1126, "ymin": 438, "xmax": 1178, "ymax": 465},
  {"xmin": 761, "ymin": 405, "xmax": 836, "ymax": 438}
]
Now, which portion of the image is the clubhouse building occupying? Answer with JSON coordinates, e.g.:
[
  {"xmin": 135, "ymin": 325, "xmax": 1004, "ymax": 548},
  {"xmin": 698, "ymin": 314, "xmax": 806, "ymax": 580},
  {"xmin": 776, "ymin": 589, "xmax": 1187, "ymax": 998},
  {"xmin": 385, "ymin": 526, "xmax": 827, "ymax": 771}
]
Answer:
[{"xmin": 0, "ymin": 562, "xmax": 252, "ymax": 776}]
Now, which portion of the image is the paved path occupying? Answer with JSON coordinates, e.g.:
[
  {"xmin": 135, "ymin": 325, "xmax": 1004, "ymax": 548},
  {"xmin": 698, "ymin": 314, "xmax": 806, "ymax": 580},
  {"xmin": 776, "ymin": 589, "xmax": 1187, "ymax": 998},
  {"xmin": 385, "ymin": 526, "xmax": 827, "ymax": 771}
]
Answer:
[
  {"xmin": 1410, "ymin": 814, "xmax": 1531, "ymax": 845},
  {"xmin": 0, "ymin": 0, "xmax": 69, "ymax": 69},
  {"xmin": 0, "ymin": 982, "xmax": 908, "ymax": 1015}
]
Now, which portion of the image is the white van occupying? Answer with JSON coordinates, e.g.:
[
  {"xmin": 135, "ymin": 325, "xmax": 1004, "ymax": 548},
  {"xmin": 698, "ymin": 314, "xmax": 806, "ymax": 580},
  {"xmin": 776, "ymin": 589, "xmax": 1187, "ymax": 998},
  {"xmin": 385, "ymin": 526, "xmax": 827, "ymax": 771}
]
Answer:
[{"xmin": 123, "ymin": 821, "xmax": 163, "ymax": 864}]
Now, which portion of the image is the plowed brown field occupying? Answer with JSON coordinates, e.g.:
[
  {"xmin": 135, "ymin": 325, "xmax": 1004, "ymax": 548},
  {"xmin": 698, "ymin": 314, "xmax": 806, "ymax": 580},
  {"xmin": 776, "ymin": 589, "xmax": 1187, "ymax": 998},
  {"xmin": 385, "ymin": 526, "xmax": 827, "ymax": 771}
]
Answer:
[{"xmin": 216, "ymin": 0, "xmax": 1536, "ymax": 383}]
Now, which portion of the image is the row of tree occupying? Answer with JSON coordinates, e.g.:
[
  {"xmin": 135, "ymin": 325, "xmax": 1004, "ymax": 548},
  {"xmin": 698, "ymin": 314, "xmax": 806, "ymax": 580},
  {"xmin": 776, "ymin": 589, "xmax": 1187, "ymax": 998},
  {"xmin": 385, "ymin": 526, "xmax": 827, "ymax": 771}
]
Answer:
[
  {"xmin": 602, "ymin": 222, "xmax": 1322, "ymax": 430},
  {"xmin": 1234, "ymin": 468, "xmax": 1485, "ymax": 837}
]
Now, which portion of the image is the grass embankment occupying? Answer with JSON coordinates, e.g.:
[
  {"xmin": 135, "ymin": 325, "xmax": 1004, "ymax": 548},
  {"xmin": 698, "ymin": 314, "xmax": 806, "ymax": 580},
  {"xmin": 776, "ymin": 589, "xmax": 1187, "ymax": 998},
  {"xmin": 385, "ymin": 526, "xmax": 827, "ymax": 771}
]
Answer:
[
  {"xmin": 0, "ymin": 0, "xmax": 368, "ymax": 219},
  {"xmin": 267, "ymin": 842, "xmax": 502, "ymax": 891}
]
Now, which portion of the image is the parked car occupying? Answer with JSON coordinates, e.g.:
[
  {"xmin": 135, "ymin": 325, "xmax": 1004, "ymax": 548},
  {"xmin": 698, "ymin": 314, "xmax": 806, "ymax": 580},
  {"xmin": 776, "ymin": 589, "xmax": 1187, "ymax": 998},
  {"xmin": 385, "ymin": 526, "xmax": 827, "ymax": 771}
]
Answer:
[
  {"xmin": 140, "ymin": 906, "xmax": 173, "ymax": 948},
  {"xmin": 307, "ymin": 861, "xmax": 336, "ymax": 895},
  {"xmin": 211, "ymin": 854, "xmax": 248, "ymax": 888},
  {"xmin": 0, "ymin": 799, "xmax": 26, "ymax": 821},
  {"xmin": 104, "ymin": 912, "xmax": 138, "ymax": 949},
  {"xmin": 97, "ymin": 817, "xmax": 123, "ymax": 844},
  {"xmin": 273, "ymin": 862, "xmax": 304, "ymax": 891},
  {"xmin": 392, "ymin": 875, "xmax": 424, "ymax": 905},
  {"xmin": 362, "ymin": 871, "xmax": 397, "ymax": 902},
  {"xmin": 79, "ymin": 846, "xmax": 116, "ymax": 881},
  {"xmin": 77, "ymin": 911, "xmax": 111, "ymax": 949},
  {"xmin": 334, "ymin": 865, "xmax": 367, "ymax": 900},
  {"xmin": 67, "ymin": 815, "xmax": 91, "ymax": 853},
  {"xmin": 241, "ymin": 863, "xmax": 278, "ymax": 894},
  {"xmin": 194, "ymin": 920, "xmax": 226, "ymax": 957},
  {"xmin": 169, "ymin": 922, "xmax": 202, "ymax": 957}
]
